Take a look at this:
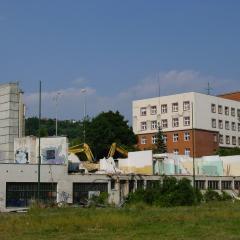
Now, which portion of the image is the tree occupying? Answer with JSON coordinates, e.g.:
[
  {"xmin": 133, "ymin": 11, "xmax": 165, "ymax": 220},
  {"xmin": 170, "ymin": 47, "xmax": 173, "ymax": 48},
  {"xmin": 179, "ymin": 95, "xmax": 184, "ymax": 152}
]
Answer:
[
  {"xmin": 25, "ymin": 111, "xmax": 137, "ymax": 159},
  {"xmin": 86, "ymin": 111, "xmax": 137, "ymax": 159},
  {"xmin": 153, "ymin": 126, "xmax": 167, "ymax": 154},
  {"xmin": 216, "ymin": 147, "xmax": 240, "ymax": 156}
]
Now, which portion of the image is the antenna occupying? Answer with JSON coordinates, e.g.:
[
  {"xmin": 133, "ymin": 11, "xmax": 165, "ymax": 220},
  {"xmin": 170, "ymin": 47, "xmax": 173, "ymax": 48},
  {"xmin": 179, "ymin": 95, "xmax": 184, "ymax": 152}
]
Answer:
[{"xmin": 205, "ymin": 82, "xmax": 213, "ymax": 95}]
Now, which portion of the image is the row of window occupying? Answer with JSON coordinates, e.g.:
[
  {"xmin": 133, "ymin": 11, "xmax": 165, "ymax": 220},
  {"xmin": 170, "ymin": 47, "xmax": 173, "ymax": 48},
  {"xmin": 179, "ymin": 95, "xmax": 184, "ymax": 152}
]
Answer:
[
  {"xmin": 211, "ymin": 104, "xmax": 240, "ymax": 118},
  {"xmin": 219, "ymin": 135, "xmax": 240, "ymax": 146},
  {"xmin": 140, "ymin": 117, "xmax": 191, "ymax": 131},
  {"xmin": 141, "ymin": 132, "xmax": 191, "ymax": 145},
  {"xmin": 211, "ymin": 119, "xmax": 240, "ymax": 131},
  {"xmin": 140, "ymin": 101, "xmax": 191, "ymax": 116}
]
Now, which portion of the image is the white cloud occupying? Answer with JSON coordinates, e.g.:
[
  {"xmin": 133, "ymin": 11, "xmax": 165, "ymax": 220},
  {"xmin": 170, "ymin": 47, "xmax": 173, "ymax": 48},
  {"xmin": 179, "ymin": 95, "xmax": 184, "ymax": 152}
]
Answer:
[
  {"xmin": 72, "ymin": 77, "xmax": 87, "ymax": 86},
  {"xmin": 24, "ymin": 70, "xmax": 237, "ymax": 123}
]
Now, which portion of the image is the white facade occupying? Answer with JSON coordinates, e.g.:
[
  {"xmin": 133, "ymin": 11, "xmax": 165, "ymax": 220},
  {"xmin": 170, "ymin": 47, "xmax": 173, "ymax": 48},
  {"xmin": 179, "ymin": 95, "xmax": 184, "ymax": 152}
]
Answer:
[
  {"xmin": 133, "ymin": 92, "xmax": 240, "ymax": 148},
  {"xmin": 14, "ymin": 136, "xmax": 68, "ymax": 164}
]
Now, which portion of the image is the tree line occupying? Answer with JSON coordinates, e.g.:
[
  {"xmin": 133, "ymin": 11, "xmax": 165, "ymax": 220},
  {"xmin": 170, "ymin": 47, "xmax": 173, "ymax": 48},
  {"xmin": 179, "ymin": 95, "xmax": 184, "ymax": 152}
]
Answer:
[{"xmin": 25, "ymin": 111, "xmax": 138, "ymax": 159}]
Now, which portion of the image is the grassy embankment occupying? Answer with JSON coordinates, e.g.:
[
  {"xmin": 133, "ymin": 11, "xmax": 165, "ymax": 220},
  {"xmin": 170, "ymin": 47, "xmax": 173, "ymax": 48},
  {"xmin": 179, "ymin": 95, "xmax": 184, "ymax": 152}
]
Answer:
[{"xmin": 1, "ymin": 202, "xmax": 240, "ymax": 240}]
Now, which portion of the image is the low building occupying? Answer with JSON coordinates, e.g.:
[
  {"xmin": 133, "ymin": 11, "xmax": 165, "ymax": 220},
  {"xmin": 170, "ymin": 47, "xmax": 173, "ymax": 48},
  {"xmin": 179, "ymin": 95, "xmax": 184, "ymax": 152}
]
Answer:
[{"xmin": 132, "ymin": 91, "xmax": 240, "ymax": 157}]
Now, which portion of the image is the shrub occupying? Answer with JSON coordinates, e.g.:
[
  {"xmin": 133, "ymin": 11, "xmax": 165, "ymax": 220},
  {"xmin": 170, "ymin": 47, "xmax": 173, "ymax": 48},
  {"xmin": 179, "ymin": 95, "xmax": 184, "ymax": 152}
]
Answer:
[
  {"xmin": 90, "ymin": 192, "xmax": 109, "ymax": 206},
  {"xmin": 204, "ymin": 190, "xmax": 221, "ymax": 202},
  {"xmin": 126, "ymin": 177, "xmax": 200, "ymax": 207}
]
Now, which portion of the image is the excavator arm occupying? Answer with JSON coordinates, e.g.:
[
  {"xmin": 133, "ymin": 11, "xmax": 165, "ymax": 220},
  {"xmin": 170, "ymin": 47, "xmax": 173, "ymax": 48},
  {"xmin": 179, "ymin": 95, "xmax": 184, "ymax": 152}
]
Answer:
[
  {"xmin": 69, "ymin": 143, "xmax": 95, "ymax": 162},
  {"xmin": 107, "ymin": 142, "xmax": 128, "ymax": 158}
]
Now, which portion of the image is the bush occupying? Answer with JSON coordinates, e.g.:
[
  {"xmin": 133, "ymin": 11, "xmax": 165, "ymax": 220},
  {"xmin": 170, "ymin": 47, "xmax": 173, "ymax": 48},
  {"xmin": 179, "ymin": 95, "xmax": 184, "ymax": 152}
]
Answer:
[
  {"xmin": 90, "ymin": 192, "xmax": 109, "ymax": 206},
  {"xmin": 204, "ymin": 190, "xmax": 232, "ymax": 202},
  {"xmin": 126, "ymin": 177, "xmax": 200, "ymax": 207}
]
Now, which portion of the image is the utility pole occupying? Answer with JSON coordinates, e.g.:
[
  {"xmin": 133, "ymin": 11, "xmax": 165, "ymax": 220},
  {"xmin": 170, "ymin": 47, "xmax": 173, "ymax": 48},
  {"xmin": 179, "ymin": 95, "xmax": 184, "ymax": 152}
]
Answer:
[
  {"xmin": 81, "ymin": 89, "xmax": 87, "ymax": 143},
  {"xmin": 206, "ymin": 82, "xmax": 213, "ymax": 95},
  {"xmin": 192, "ymin": 102, "xmax": 196, "ymax": 190},
  {"xmin": 53, "ymin": 92, "xmax": 61, "ymax": 136},
  {"xmin": 37, "ymin": 81, "xmax": 42, "ymax": 202}
]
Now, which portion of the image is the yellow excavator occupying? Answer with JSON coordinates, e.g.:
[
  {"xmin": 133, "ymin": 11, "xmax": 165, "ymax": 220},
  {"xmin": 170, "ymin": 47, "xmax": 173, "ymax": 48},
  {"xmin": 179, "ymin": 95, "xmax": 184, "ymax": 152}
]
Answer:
[
  {"xmin": 69, "ymin": 143, "xmax": 95, "ymax": 162},
  {"xmin": 69, "ymin": 143, "xmax": 99, "ymax": 172},
  {"xmin": 107, "ymin": 142, "xmax": 128, "ymax": 158}
]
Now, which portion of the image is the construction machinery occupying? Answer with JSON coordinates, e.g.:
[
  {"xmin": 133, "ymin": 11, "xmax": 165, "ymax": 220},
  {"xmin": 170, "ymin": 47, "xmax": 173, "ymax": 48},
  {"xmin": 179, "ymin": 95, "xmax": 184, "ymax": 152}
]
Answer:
[
  {"xmin": 68, "ymin": 143, "xmax": 99, "ymax": 172},
  {"xmin": 69, "ymin": 143, "xmax": 95, "ymax": 162},
  {"xmin": 107, "ymin": 142, "xmax": 128, "ymax": 158}
]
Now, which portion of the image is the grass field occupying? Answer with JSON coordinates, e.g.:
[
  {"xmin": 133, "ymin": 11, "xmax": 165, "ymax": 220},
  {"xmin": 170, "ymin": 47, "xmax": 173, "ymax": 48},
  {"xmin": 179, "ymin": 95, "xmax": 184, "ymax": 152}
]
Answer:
[{"xmin": 1, "ymin": 202, "xmax": 240, "ymax": 240}]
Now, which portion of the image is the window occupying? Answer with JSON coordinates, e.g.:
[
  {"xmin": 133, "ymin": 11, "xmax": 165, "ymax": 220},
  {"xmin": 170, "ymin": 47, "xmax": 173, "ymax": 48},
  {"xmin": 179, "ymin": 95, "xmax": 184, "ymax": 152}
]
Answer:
[
  {"xmin": 237, "ymin": 109, "xmax": 240, "ymax": 117},
  {"xmin": 141, "ymin": 136, "xmax": 147, "ymax": 144},
  {"xmin": 163, "ymin": 135, "xmax": 167, "ymax": 144},
  {"xmin": 184, "ymin": 148, "xmax": 191, "ymax": 156},
  {"xmin": 172, "ymin": 103, "xmax": 178, "ymax": 112},
  {"xmin": 6, "ymin": 183, "xmax": 57, "ymax": 208},
  {"xmin": 232, "ymin": 122, "xmax": 236, "ymax": 131},
  {"xmin": 219, "ymin": 134, "xmax": 223, "ymax": 144},
  {"xmin": 183, "ymin": 101, "xmax": 190, "ymax": 111},
  {"xmin": 211, "ymin": 104, "xmax": 216, "ymax": 113},
  {"xmin": 238, "ymin": 137, "xmax": 240, "ymax": 146},
  {"xmin": 152, "ymin": 135, "xmax": 157, "ymax": 144},
  {"xmin": 214, "ymin": 134, "xmax": 218, "ymax": 143},
  {"xmin": 140, "ymin": 107, "xmax": 147, "ymax": 116},
  {"xmin": 225, "ymin": 121, "xmax": 230, "ymax": 130},
  {"xmin": 225, "ymin": 106, "xmax": 229, "ymax": 115},
  {"xmin": 226, "ymin": 135, "xmax": 230, "ymax": 144},
  {"xmin": 172, "ymin": 118, "xmax": 179, "ymax": 127},
  {"xmin": 161, "ymin": 119, "xmax": 168, "ymax": 128},
  {"xmin": 232, "ymin": 136, "xmax": 236, "ymax": 145},
  {"xmin": 218, "ymin": 120, "xmax": 223, "ymax": 129},
  {"xmin": 150, "ymin": 106, "xmax": 157, "ymax": 115},
  {"xmin": 238, "ymin": 123, "xmax": 240, "ymax": 132},
  {"xmin": 212, "ymin": 119, "xmax": 216, "ymax": 128},
  {"xmin": 184, "ymin": 132, "xmax": 190, "ymax": 141},
  {"xmin": 173, "ymin": 149, "xmax": 179, "ymax": 155},
  {"xmin": 141, "ymin": 122, "xmax": 147, "ymax": 131},
  {"xmin": 46, "ymin": 150, "xmax": 55, "ymax": 160},
  {"xmin": 184, "ymin": 116, "xmax": 190, "ymax": 126},
  {"xmin": 218, "ymin": 105, "xmax": 223, "ymax": 114},
  {"xmin": 173, "ymin": 133, "xmax": 179, "ymax": 142},
  {"xmin": 151, "ymin": 121, "xmax": 157, "ymax": 130},
  {"xmin": 231, "ymin": 107, "xmax": 235, "ymax": 117},
  {"xmin": 161, "ymin": 104, "xmax": 167, "ymax": 114}
]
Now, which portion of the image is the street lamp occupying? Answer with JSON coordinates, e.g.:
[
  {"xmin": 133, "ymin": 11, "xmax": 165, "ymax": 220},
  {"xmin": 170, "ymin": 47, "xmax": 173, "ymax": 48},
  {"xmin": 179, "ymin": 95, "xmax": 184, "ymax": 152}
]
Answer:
[
  {"xmin": 53, "ymin": 92, "xmax": 62, "ymax": 136},
  {"xmin": 81, "ymin": 88, "xmax": 87, "ymax": 143}
]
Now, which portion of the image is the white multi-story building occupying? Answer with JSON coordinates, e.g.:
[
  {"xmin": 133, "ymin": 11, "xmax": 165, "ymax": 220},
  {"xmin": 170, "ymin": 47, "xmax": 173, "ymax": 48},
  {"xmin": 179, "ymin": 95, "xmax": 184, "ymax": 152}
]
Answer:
[{"xmin": 133, "ymin": 91, "xmax": 240, "ymax": 157}]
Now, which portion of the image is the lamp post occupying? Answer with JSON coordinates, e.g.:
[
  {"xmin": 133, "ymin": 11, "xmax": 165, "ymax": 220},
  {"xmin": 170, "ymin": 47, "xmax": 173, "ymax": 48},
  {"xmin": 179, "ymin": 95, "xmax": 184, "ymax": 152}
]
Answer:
[
  {"xmin": 37, "ymin": 81, "xmax": 42, "ymax": 202},
  {"xmin": 81, "ymin": 89, "xmax": 87, "ymax": 143},
  {"xmin": 53, "ymin": 92, "xmax": 62, "ymax": 136}
]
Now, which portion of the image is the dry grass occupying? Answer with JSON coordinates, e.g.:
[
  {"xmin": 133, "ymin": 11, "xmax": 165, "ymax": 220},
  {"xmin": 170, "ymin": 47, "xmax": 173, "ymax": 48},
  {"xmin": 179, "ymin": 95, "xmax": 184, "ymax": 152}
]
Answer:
[{"xmin": 1, "ymin": 202, "xmax": 240, "ymax": 240}]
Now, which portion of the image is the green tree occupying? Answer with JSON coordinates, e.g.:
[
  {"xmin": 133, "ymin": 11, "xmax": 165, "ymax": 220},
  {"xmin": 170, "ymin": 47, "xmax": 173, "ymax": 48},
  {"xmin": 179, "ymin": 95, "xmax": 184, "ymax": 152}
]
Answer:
[
  {"xmin": 153, "ymin": 126, "xmax": 167, "ymax": 154},
  {"xmin": 216, "ymin": 147, "xmax": 240, "ymax": 156},
  {"xmin": 25, "ymin": 111, "xmax": 137, "ymax": 159},
  {"xmin": 86, "ymin": 111, "xmax": 137, "ymax": 159}
]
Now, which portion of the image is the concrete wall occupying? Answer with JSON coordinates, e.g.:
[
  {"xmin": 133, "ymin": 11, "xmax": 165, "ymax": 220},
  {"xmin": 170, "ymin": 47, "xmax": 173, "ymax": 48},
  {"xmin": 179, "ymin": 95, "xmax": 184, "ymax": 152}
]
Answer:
[
  {"xmin": 14, "ymin": 136, "xmax": 68, "ymax": 164},
  {"xmin": 118, "ymin": 150, "xmax": 153, "ymax": 174},
  {"xmin": 0, "ymin": 83, "xmax": 25, "ymax": 163}
]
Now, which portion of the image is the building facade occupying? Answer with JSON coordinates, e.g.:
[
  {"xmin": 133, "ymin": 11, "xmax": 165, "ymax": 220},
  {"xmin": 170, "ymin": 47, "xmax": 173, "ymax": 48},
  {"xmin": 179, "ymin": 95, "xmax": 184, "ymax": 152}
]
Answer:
[
  {"xmin": 0, "ymin": 83, "xmax": 25, "ymax": 163},
  {"xmin": 133, "ymin": 92, "xmax": 240, "ymax": 157}
]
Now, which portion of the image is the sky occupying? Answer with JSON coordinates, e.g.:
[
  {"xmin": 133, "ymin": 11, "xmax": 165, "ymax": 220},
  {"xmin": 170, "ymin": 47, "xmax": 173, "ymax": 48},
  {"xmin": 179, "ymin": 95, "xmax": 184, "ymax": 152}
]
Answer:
[{"xmin": 0, "ymin": 0, "xmax": 240, "ymax": 123}]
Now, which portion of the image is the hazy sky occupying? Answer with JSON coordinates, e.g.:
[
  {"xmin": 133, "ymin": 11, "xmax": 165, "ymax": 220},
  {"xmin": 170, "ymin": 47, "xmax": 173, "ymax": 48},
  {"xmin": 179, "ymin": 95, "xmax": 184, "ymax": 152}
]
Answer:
[{"xmin": 0, "ymin": 1, "xmax": 240, "ymax": 122}]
